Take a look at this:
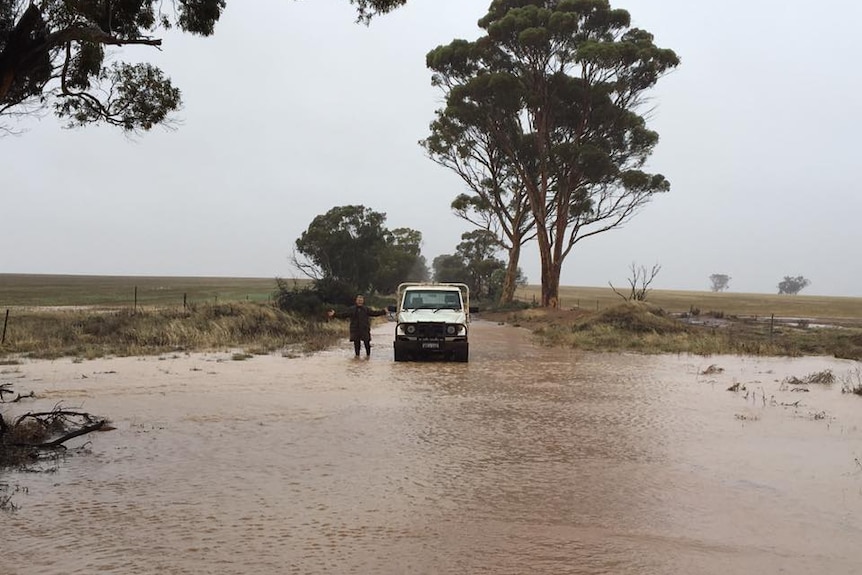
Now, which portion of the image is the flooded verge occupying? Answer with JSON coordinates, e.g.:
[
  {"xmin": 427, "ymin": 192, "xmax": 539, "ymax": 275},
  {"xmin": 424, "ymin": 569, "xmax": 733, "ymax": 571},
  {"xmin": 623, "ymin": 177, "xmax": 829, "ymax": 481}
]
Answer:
[{"xmin": 3, "ymin": 320, "xmax": 862, "ymax": 574}]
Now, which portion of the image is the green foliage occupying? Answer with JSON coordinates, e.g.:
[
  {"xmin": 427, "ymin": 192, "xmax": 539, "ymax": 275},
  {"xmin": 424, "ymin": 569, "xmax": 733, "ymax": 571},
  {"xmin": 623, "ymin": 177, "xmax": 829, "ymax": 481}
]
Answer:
[
  {"xmin": 349, "ymin": 0, "xmax": 409, "ymax": 22},
  {"xmin": 433, "ymin": 229, "xmax": 525, "ymax": 301},
  {"xmin": 0, "ymin": 1, "xmax": 225, "ymax": 131},
  {"xmin": 274, "ymin": 279, "xmax": 327, "ymax": 316},
  {"xmin": 432, "ymin": 254, "xmax": 470, "ymax": 285},
  {"xmin": 425, "ymin": 0, "xmax": 679, "ymax": 306},
  {"xmin": 0, "ymin": 0, "xmax": 409, "ymax": 130},
  {"xmin": 294, "ymin": 205, "xmax": 427, "ymax": 296},
  {"xmin": 457, "ymin": 229, "xmax": 505, "ymax": 298},
  {"xmin": 778, "ymin": 276, "xmax": 811, "ymax": 295}
]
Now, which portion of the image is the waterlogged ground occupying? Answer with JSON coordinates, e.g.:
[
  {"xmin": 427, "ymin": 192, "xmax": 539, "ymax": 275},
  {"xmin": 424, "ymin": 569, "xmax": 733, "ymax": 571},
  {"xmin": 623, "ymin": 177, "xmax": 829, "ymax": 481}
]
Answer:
[{"xmin": 3, "ymin": 321, "xmax": 862, "ymax": 574}]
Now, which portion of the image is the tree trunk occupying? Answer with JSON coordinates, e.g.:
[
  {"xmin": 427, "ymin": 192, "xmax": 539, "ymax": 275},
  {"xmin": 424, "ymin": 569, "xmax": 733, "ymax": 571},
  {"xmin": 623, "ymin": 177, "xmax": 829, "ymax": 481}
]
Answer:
[
  {"xmin": 533, "ymin": 223, "xmax": 562, "ymax": 308},
  {"xmin": 540, "ymin": 261, "xmax": 561, "ymax": 308},
  {"xmin": 498, "ymin": 242, "xmax": 522, "ymax": 305}
]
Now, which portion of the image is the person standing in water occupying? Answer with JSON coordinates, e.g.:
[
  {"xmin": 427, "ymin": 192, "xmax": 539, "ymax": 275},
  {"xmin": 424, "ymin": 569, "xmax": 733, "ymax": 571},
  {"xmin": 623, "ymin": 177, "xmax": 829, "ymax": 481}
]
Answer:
[{"xmin": 327, "ymin": 295, "xmax": 387, "ymax": 357}]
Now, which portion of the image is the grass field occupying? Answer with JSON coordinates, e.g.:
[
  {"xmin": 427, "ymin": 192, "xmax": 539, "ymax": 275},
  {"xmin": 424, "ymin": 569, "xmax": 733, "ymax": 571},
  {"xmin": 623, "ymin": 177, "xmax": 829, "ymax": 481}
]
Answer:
[
  {"xmin": 0, "ymin": 274, "xmax": 295, "ymax": 308},
  {"xmin": 1, "ymin": 274, "xmax": 860, "ymax": 322},
  {"xmin": 0, "ymin": 275, "xmax": 860, "ymax": 360},
  {"xmin": 514, "ymin": 285, "xmax": 862, "ymax": 324}
]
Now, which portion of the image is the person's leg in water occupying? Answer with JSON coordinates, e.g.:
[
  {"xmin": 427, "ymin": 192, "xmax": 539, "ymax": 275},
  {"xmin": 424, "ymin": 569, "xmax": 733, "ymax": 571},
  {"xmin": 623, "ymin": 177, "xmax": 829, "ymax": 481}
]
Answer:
[
  {"xmin": 353, "ymin": 340, "xmax": 361, "ymax": 357},
  {"xmin": 364, "ymin": 340, "xmax": 371, "ymax": 357}
]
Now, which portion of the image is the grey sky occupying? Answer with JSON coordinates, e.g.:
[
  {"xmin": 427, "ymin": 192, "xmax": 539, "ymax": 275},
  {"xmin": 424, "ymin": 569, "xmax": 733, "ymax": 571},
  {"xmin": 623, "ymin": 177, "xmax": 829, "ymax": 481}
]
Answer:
[{"xmin": 3, "ymin": 0, "xmax": 861, "ymax": 296}]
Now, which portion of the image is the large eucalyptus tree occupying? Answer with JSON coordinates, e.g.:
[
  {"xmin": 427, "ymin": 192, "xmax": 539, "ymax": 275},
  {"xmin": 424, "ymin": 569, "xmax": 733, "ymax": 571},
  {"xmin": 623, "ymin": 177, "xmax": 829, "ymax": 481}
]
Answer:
[{"xmin": 426, "ymin": 0, "xmax": 679, "ymax": 307}]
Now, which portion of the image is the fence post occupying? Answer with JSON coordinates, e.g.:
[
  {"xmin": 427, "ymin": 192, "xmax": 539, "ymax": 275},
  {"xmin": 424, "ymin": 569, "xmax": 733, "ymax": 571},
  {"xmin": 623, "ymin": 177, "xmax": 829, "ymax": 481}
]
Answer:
[
  {"xmin": 1, "ymin": 309, "xmax": 9, "ymax": 345},
  {"xmin": 770, "ymin": 313, "xmax": 775, "ymax": 340},
  {"xmin": 134, "ymin": 286, "xmax": 138, "ymax": 313},
  {"xmin": 183, "ymin": 293, "xmax": 187, "ymax": 311}
]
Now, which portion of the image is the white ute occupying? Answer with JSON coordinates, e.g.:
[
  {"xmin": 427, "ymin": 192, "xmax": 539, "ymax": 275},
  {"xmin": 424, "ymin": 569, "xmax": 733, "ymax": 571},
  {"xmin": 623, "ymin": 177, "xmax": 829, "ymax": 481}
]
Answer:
[{"xmin": 391, "ymin": 283, "xmax": 473, "ymax": 362}]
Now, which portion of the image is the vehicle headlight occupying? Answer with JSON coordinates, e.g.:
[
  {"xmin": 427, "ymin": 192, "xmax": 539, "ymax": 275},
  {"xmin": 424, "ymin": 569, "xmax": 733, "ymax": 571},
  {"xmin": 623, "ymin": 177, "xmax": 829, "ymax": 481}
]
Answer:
[
  {"xmin": 405, "ymin": 325, "xmax": 416, "ymax": 335},
  {"xmin": 446, "ymin": 325, "xmax": 456, "ymax": 335}
]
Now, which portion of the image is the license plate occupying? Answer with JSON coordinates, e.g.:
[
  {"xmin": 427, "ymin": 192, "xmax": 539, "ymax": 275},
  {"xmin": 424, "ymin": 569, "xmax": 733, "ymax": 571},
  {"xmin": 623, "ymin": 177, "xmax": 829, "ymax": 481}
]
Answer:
[{"xmin": 421, "ymin": 342, "xmax": 439, "ymax": 349}]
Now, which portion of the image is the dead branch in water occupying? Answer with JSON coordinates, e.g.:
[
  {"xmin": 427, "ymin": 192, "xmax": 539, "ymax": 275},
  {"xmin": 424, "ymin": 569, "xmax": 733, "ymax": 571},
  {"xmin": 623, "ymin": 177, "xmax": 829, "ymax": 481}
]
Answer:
[
  {"xmin": 1, "ymin": 392, "xmax": 110, "ymax": 467},
  {"xmin": 1, "ymin": 383, "xmax": 35, "ymax": 403}
]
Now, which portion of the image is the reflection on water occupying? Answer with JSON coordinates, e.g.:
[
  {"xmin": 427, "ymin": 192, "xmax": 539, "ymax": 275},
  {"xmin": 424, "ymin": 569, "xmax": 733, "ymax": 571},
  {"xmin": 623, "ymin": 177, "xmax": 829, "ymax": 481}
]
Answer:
[{"xmin": 4, "ymin": 321, "xmax": 862, "ymax": 574}]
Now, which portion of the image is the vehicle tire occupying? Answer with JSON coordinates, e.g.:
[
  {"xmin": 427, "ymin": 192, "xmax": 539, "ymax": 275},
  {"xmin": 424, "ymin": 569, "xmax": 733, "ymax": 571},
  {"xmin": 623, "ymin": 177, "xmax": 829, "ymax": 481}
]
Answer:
[
  {"xmin": 394, "ymin": 347, "xmax": 407, "ymax": 362},
  {"xmin": 453, "ymin": 348, "xmax": 469, "ymax": 363}
]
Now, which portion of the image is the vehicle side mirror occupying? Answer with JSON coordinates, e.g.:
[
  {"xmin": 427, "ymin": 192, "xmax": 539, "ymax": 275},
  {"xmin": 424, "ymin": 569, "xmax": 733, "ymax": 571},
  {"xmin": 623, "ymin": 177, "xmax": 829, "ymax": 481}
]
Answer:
[
  {"xmin": 387, "ymin": 304, "xmax": 397, "ymax": 313},
  {"xmin": 469, "ymin": 306, "xmax": 479, "ymax": 314}
]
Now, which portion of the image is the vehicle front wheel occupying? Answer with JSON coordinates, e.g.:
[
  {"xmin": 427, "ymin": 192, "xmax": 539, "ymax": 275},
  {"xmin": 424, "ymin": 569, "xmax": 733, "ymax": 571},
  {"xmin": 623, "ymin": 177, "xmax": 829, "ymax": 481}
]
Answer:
[
  {"xmin": 453, "ymin": 348, "xmax": 469, "ymax": 363},
  {"xmin": 394, "ymin": 347, "xmax": 408, "ymax": 362}
]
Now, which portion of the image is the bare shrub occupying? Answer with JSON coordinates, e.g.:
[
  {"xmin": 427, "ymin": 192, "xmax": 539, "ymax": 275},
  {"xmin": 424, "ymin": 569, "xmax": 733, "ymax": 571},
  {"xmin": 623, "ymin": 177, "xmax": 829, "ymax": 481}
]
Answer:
[
  {"xmin": 840, "ymin": 367, "xmax": 862, "ymax": 395},
  {"xmin": 609, "ymin": 262, "xmax": 661, "ymax": 302},
  {"xmin": 782, "ymin": 370, "xmax": 835, "ymax": 386}
]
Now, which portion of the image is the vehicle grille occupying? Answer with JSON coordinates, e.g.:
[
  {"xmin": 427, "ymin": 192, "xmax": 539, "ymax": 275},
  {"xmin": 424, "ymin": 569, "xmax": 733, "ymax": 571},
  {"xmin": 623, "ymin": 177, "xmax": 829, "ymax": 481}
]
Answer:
[{"xmin": 414, "ymin": 322, "xmax": 446, "ymax": 338}]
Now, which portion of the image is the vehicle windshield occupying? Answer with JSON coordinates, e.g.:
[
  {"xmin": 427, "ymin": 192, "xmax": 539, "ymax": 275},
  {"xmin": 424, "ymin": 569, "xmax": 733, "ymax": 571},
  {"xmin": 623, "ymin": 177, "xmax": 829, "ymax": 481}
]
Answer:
[{"xmin": 403, "ymin": 290, "xmax": 462, "ymax": 310}]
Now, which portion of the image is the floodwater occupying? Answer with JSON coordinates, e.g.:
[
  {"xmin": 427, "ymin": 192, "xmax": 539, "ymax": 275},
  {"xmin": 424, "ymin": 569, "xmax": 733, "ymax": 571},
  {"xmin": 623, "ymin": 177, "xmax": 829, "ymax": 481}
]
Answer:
[{"xmin": 3, "ymin": 321, "xmax": 862, "ymax": 574}]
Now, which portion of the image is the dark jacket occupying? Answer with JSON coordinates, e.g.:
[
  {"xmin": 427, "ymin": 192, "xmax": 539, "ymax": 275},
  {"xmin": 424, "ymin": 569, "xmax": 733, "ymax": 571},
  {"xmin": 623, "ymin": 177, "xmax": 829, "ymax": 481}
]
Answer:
[{"xmin": 335, "ymin": 305, "xmax": 387, "ymax": 341}]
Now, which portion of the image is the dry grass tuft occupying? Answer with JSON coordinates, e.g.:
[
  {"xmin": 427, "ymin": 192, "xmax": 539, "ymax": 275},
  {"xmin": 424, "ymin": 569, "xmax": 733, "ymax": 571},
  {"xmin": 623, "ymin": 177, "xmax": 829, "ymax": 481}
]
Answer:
[
  {"xmin": 783, "ymin": 370, "xmax": 836, "ymax": 386},
  {"xmin": 0, "ymin": 302, "xmax": 344, "ymax": 360},
  {"xmin": 574, "ymin": 301, "xmax": 686, "ymax": 334}
]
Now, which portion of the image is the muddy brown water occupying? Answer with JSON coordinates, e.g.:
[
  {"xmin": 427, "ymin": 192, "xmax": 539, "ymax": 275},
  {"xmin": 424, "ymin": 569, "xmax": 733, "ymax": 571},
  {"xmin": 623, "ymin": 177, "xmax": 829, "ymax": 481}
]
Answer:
[{"xmin": 3, "ymin": 321, "xmax": 862, "ymax": 574}]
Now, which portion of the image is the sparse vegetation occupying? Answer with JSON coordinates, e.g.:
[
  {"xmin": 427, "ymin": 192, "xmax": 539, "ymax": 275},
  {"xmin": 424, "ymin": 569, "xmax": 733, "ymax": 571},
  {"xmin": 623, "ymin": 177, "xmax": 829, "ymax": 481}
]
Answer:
[
  {"xmin": 0, "ymin": 302, "xmax": 344, "ymax": 359},
  {"xmin": 609, "ymin": 263, "xmax": 662, "ymax": 302},
  {"xmin": 840, "ymin": 367, "xmax": 862, "ymax": 395},
  {"xmin": 498, "ymin": 301, "xmax": 862, "ymax": 359},
  {"xmin": 782, "ymin": 370, "xmax": 835, "ymax": 386}
]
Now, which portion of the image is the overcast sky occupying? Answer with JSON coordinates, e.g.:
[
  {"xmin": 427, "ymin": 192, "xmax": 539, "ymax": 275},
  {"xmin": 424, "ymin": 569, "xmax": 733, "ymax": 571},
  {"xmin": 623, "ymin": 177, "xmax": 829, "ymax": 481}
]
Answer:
[{"xmin": 2, "ymin": 0, "xmax": 861, "ymax": 296}]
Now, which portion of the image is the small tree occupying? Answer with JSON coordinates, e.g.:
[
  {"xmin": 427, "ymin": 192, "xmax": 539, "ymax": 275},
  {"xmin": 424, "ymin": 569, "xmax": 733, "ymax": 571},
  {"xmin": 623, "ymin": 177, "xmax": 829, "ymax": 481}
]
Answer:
[
  {"xmin": 709, "ymin": 274, "xmax": 731, "ymax": 292},
  {"xmin": 610, "ymin": 262, "xmax": 661, "ymax": 302},
  {"xmin": 293, "ymin": 205, "xmax": 425, "ymax": 296},
  {"xmin": 778, "ymin": 276, "xmax": 811, "ymax": 295}
]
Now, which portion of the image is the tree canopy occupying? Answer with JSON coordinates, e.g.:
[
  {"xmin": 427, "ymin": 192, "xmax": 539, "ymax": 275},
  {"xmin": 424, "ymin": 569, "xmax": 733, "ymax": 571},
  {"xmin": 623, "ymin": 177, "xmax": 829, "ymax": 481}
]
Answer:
[
  {"xmin": 294, "ymin": 205, "xmax": 427, "ymax": 297},
  {"xmin": 350, "ymin": 0, "xmax": 409, "ymax": 22},
  {"xmin": 778, "ymin": 275, "xmax": 810, "ymax": 295},
  {"xmin": 0, "ymin": 0, "xmax": 225, "ymax": 131},
  {"xmin": 0, "ymin": 0, "xmax": 409, "ymax": 132},
  {"xmin": 709, "ymin": 274, "xmax": 731, "ymax": 292},
  {"xmin": 425, "ymin": 0, "xmax": 679, "ymax": 307}
]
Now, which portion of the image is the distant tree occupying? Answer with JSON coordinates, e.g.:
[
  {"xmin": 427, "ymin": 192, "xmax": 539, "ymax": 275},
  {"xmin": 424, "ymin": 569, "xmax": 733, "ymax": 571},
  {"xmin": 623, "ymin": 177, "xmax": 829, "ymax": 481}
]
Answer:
[
  {"xmin": 709, "ymin": 274, "xmax": 731, "ymax": 292},
  {"xmin": 456, "ymin": 230, "xmax": 506, "ymax": 299},
  {"xmin": 0, "ymin": 1, "xmax": 226, "ymax": 132},
  {"xmin": 294, "ymin": 205, "xmax": 425, "ymax": 296},
  {"xmin": 778, "ymin": 276, "xmax": 811, "ymax": 295},
  {"xmin": 432, "ymin": 253, "xmax": 470, "ymax": 285},
  {"xmin": 488, "ymin": 266, "xmax": 528, "ymax": 303},
  {"xmin": 433, "ymin": 230, "xmax": 514, "ymax": 300},
  {"xmin": 610, "ymin": 262, "xmax": 661, "ymax": 302}
]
